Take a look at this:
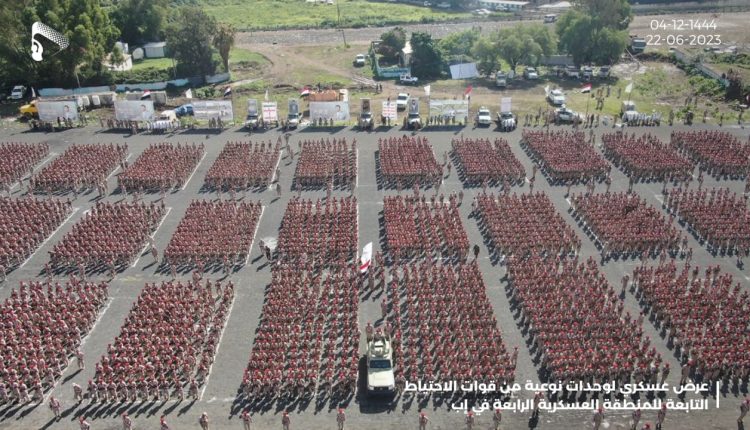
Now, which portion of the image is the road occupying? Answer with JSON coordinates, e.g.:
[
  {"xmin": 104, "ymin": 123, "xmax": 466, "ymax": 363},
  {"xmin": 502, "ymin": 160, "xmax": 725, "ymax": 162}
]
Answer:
[{"xmin": 237, "ymin": 11, "xmax": 750, "ymax": 46}]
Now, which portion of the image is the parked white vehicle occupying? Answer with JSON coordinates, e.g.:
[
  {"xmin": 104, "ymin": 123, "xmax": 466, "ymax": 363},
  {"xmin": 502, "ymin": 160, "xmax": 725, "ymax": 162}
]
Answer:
[
  {"xmin": 396, "ymin": 93, "xmax": 410, "ymax": 110},
  {"xmin": 10, "ymin": 85, "xmax": 26, "ymax": 100},
  {"xmin": 547, "ymin": 88, "xmax": 566, "ymax": 106},
  {"xmin": 475, "ymin": 107, "xmax": 492, "ymax": 126}
]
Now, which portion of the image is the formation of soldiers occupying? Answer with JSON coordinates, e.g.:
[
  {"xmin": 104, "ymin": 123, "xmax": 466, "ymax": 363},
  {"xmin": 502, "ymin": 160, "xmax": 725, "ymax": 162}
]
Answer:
[
  {"xmin": 163, "ymin": 200, "xmax": 262, "ymax": 274},
  {"xmin": 204, "ymin": 140, "xmax": 281, "ymax": 193},
  {"xmin": 475, "ymin": 192, "xmax": 580, "ymax": 259},
  {"xmin": 451, "ymin": 137, "xmax": 526, "ymax": 187},
  {"xmin": 665, "ymin": 188, "xmax": 750, "ymax": 257},
  {"xmin": 0, "ymin": 198, "xmax": 71, "ymax": 271},
  {"xmin": 0, "ymin": 280, "xmax": 108, "ymax": 404},
  {"xmin": 508, "ymin": 255, "xmax": 660, "ymax": 385},
  {"xmin": 89, "ymin": 280, "xmax": 233, "ymax": 402},
  {"xmin": 522, "ymin": 130, "xmax": 610, "ymax": 185},
  {"xmin": 633, "ymin": 261, "xmax": 750, "ymax": 387},
  {"xmin": 0, "ymin": 142, "xmax": 49, "ymax": 191},
  {"xmin": 570, "ymin": 191, "xmax": 684, "ymax": 260},
  {"xmin": 118, "ymin": 143, "xmax": 204, "ymax": 193},
  {"xmin": 671, "ymin": 130, "xmax": 750, "ymax": 179},
  {"xmin": 242, "ymin": 265, "xmax": 359, "ymax": 403},
  {"xmin": 30, "ymin": 143, "xmax": 128, "ymax": 195},
  {"xmin": 384, "ymin": 194, "xmax": 469, "ymax": 261},
  {"xmin": 49, "ymin": 201, "xmax": 166, "ymax": 274},
  {"xmin": 601, "ymin": 132, "xmax": 694, "ymax": 183},
  {"xmin": 378, "ymin": 136, "xmax": 442, "ymax": 189},
  {"xmin": 276, "ymin": 197, "xmax": 358, "ymax": 266},
  {"xmin": 293, "ymin": 138, "xmax": 357, "ymax": 190},
  {"xmin": 385, "ymin": 261, "xmax": 516, "ymax": 393}
]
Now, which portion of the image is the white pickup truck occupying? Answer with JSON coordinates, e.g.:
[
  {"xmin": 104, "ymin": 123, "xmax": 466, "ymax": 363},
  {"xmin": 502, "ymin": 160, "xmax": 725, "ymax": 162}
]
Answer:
[{"xmin": 367, "ymin": 336, "xmax": 395, "ymax": 396}]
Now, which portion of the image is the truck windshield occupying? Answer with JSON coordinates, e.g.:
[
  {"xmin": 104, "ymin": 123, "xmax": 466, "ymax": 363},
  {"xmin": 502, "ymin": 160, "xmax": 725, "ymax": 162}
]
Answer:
[
  {"xmin": 370, "ymin": 359, "xmax": 392, "ymax": 369},
  {"xmin": 408, "ymin": 113, "xmax": 419, "ymax": 119}
]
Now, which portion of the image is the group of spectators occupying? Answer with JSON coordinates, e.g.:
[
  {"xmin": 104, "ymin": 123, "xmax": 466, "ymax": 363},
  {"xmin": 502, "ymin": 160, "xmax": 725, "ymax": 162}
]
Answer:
[
  {"xmin": 49, "ymin": 201, "xmax": 166, "ymax": 273},
  {"xmin": 0, "ymin": 142, "xmax": 49, "ymax": 192},
  {"xmin": 89, "ymin": 279, "xmax": 233, "ymax": 402},
  {"xmin": 242, "ymin": 265, "xmax": 360, "ymax": 402},
  {"xmin": 204, "ymin": 141, "xmax": 280, "ymax": 192},
  {"xmin": 0, "ymin": 198, "xmax": 71, "ymax": 272},
  {"xmin": 383, "ymin": 194, "xmax": 468, "ymax": 261},
  {"xmin": 378, "ymin": 136, "xmax": 442, "ymax": 189},
  {"xmin": 601, "ymin": 132, "xmax": 694, "ymax": 183},
  {"xmin": 475, "ymin": 192, "xmax": 580, "ymax": 259},
  {"xmin": 277, "ymin": 197, "xmax": 358, "ymax": 266},
  {"xmin": 385, "ymin": 261, "xmax": 516, "ymax": 393},
  {"xmin": 671, "ymin": 130, "xmax": 750, "ymax": 179},
  {"xmin": 570, "ymin": 192, "xmax": 683, "ymax": 260},
  {"xmin": 163, "ymin": 200, "xmax": 263, "ymax": 273},
  {"xmin": 664, "ymin": 187, "xmax": 750, "ymax": 256},
  {"xmin": 522, "ymin": 130, "xmax": 609, "ymax": 184},
  {"xmin": 31, "ymin": 143, "xmax": 128, "ymax": 195},
  {"xmin": 451, "ymin": 137, "xmax": 525, "ymax": 187},
  {"xmin": 293, "ymin": 138, "xmax": 356, "ymax": 190},
  {"xmin": 118, "ymin": 143, "xmax": 204, "ymax": 193},
  {"xmin": 508, "ymin": 256, "xmax": 660, "ymax": 386},
  {"xmin": 632, "ymin": 261, "xmax": 750, "ymax": 386},
  {"xmin": 0, "ymin": 280, "xmax": 109, "ymax": 404}
]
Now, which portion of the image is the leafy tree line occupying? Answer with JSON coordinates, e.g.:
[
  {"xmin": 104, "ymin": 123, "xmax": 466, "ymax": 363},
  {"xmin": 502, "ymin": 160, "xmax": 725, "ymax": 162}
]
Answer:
[
  {"xmin": 375, "ymin": 0, "xmax": 631, "ymax": 80},
  {"xmin": 0, "ymin": 0, "xmax": 235, "ymax": 88}
]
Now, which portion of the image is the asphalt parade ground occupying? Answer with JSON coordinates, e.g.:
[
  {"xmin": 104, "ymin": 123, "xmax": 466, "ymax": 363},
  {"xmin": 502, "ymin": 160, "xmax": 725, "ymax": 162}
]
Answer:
[{"xmin": 0, "ymin": 120, "xmax": 748, "ymax": 430}]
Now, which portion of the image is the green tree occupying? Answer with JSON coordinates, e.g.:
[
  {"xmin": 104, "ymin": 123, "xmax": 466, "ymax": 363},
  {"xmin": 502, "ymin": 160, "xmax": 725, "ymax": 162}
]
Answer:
[
  {"xmin": 213, "ymin": 23, "xmax": 235, "ymax": 73},
  {"xmin": 0, "ymin": 0, "xmax": 120, "ymax": 87},
  {"xmin": 471, "ymin": 36, "xmax": 498, "ymax": 76},
  {"xmin": 112, "ymin": 0, "xmax": 168, "ymax": 45},
  {"xmin": 470, "ymin": 25, "xmax": 555, "ymax": 76},
  {"xmin": 590, "ymin": 27, "xmax": 628, "ymax": 66},
  {"xmin": 166, "ymin": 7, "xmax": 218, "ymax": 76},
  {"xmin": 438, "ymin": 29, "xmax": 479, "ymax": 63},
  {"xmin": 378, "ymin": 27, "xmax": 406, "ymax": 61},
  {"xmin": 556, "ymin": 0, "xmax": 631, "ymax": 66},
  {"xmin": 409, "ymin": 32, "xmax": 443, "ymax": 79},
  {"xmin": 110, "ymin": 45, "xmax": 125, "ymax": 68}
]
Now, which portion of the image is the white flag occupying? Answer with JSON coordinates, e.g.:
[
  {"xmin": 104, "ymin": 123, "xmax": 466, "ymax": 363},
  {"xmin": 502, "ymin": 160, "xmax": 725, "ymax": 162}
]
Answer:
[
  {"xmin": 423, "ymin": 85, "xmax": 431, "ymax": 97},
  {"xmin": 264, "ymin": 88, "xmax": 269, "ymax": 101},
  {"xmin": 31, "ymin": 87, "xmax": 36, "ymax": 98},
  {"xmin": 360, "ymin": 242, "xmax": 373, "ymax": 273},
  {"xmin": 185, "ymin": 88, "xmax": 193, "ymax": 99},
  {"xmin": 625, "ymin": 82, "xmax": 633, "ymax": 94}
]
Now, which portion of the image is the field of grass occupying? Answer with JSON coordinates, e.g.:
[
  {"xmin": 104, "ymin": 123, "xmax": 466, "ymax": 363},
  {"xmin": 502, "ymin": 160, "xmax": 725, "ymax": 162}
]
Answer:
[
  {"xmin": 130, "ymin": 58, "xmax": 174, "ymax": 72},
  {"xmin": 202, "ymin": 0, "xmax": 472, "ymax": 31},
  {"xmin": 229, "ymin": 47, "xmax": 271, "ymax": 81},
  {"xmin": 290, "ymin": 44, "xmax": 375, "ymax": 79}
]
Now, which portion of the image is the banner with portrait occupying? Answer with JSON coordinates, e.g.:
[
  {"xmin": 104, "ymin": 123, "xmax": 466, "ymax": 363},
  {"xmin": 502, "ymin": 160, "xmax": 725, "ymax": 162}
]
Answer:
[
  {"xmin": 262, "ymin": 102, "xmax": 278, "ymax": 122},
  {"xmin": 381, "ymin": 101, "xmax": 397, "ymax": 120},
  {"xmin": 115, "ymin": 100, "xmax": 155, "ymax": 121},
  {"xmin": 408, "ymin": 98, "xmax": 420, "ymax": 115},
  {"xmin": 37, "ymin": 101, "xmax": 79, "ymax": 122},
  {"xmin": 288, "ymin": 99, "xmax": 299, "ymax": 116},
  {"xmin": 428, "ymin": 99, "xmax": 469, "ymax": 120},
  {"xmin": 310, "ymin": 102, "xmax": 351, "ymax": 122},
  {"xmin": 193, "ymin": 100, "xmax": 234, "ymax": 121},
  {"xmin": 247, "ymin": 99, "xmax": 259, "ymax": 116}
]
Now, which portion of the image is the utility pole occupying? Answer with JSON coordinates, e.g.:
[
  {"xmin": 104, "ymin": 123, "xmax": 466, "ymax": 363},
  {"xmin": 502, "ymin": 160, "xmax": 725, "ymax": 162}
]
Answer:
[{"xmin": 336, "ymin": 2, "xmax": 347, "ymax": 47}]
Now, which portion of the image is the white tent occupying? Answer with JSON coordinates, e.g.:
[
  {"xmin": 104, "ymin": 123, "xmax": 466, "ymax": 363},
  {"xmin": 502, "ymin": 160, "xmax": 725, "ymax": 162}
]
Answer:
[{"xmin": 449, "ymin": 63, "xmax": 479, "ymax": 80}]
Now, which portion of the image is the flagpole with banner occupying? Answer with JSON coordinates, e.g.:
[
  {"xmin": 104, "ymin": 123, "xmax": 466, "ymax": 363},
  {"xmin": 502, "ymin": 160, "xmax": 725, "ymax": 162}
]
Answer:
[{"xmin": 424, "ymin": 85, "xmax": 431, "ymax": 126}]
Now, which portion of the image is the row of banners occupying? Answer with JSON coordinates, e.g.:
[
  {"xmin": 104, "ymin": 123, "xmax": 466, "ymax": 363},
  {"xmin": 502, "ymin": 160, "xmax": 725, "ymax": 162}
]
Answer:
[{"xmin": 36, "ymin": 97, "xmax": 510, "ymax": 123}]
